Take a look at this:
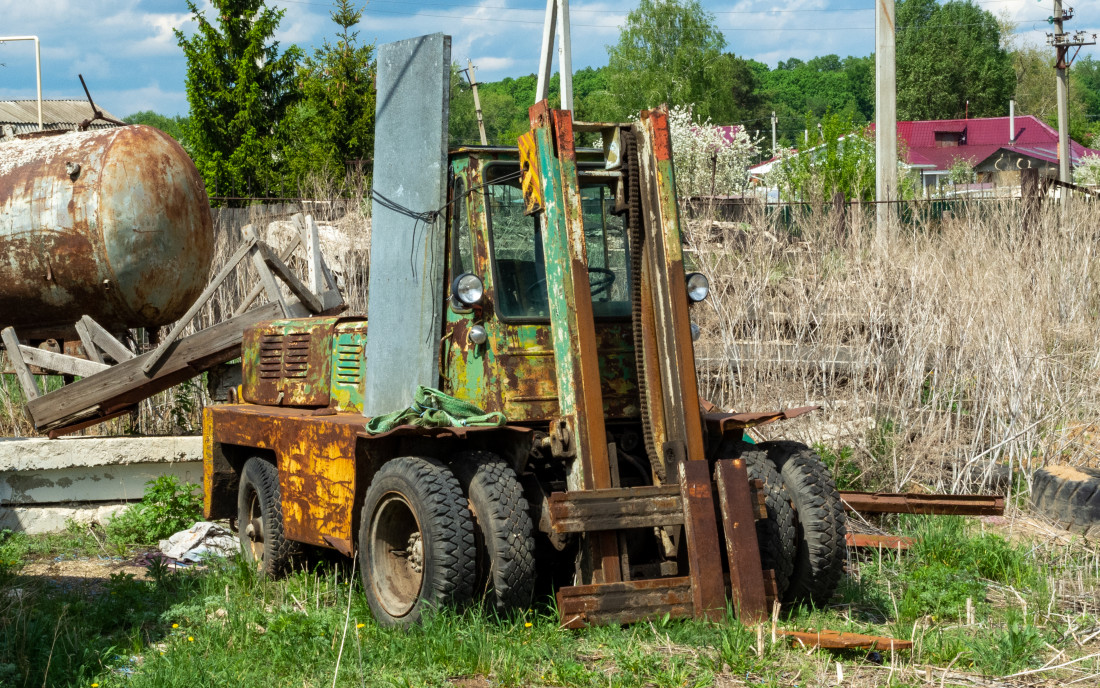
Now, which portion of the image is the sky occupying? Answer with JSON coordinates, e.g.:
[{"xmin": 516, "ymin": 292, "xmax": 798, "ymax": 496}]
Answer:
[{"xmin": 0, "ymin": 0, "xmax": 1095, "ymax": 118}]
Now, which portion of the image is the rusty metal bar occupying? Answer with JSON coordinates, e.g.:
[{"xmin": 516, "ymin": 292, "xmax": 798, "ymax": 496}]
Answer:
[
  {"xmin": 634, "ymin": 107, "xmax": 707, "ymax": 468},
  {"xmin": 840, "ymin": 491, "xmax": 1005, "ymax": 516},
  {"xmin": 714, "ymin": 459, "xmax": 768, "ymax": 624},
  {"xmin": 678, "ymin": 460, "xmax": 726, "ymax": 621},
  {"xmin": 556, "ymin": 576, "xmax": 694, "ymax": 629},
  {"xmin": 845, "ymin": 533, "xmax": 913, "ymax": 550},
  {"xmin": 547, "ymin": 486, "xmax": 683, "ymax": 533},
  {"xmin": 778, "ymin": 629, "xmax": 913, "ymax": 651},
  {"xmin": 528, "ymin": 101, "xmax": 620, "ymax": 584}
]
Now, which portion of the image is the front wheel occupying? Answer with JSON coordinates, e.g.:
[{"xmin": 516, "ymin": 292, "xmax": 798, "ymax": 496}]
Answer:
[
  {"xmin": 359, "ymin": 456, "xmax": 477, "ymax": 626},
  {"xmin": 237, "ymin": 456, "xmax": 299, "ymax": 576}
]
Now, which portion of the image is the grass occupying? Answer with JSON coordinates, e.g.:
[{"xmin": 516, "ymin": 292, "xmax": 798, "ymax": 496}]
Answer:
[{"xmin": 0, "ymin": 515, "xmax": 1097, "ymax": 687}]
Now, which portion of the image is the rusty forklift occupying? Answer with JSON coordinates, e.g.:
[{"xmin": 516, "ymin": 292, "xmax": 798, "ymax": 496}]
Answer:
[{"xmin": 201, "ymin": 33, "xmax": 847, "ymax": 628}]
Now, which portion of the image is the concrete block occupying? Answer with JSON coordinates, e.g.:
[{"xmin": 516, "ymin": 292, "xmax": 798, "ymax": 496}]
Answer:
[{"xmin": 0, "ymin": 435, "xmax": 202, "ymax": 504}]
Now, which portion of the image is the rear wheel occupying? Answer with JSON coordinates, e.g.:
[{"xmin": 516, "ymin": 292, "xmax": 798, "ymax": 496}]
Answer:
[
  {"xmin": 237, "ymin": 456, "xmax": 299, "ymax": 576},
  {"xmin": 761, "ymin": 441, "xmax": 847, "ymax": 607},
  {"xmin": 359, "ymin": 456, "xmax": 477, "ymax": 626},
  {"xmin": 452, "ymin": 451, "xmax": 536, "ymax": 613}
]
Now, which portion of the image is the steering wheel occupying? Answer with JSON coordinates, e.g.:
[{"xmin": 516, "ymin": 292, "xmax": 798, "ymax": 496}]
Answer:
[{"xmin": 525, "ymin": 267, "xmax": 617, "ymax": 300}]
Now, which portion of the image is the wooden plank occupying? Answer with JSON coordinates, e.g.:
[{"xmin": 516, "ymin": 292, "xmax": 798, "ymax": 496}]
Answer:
[
  {"xmin": 714, "ymin": 459, "xmax": 768, "ymax": 624},
  {"xmin": 547, "ymin": 486, "xmax": 684, "ymax": 533},
  {"xmin": 556, "ymin": 576, "xmax": 693, "ymax": 629},
  {"xmin": 27, "ymin": 301, "xmax": 284, "ymax": 431},
  {"xmin": 840, "ymin": 491, "xmax": 1004, "ymax": 516},
  {"xmin": 845, "ymin": 533, "xmax": 912, "ymax": 550},
  {"xmin": 257, "ymin": 241, "xmax": 323, "ymax": 313},
  {"xmin": 778, "ymin": 629, "xmax": 913, "ymax": 651},
  {"xmin": 2, "ymin": 327, "xmax": 39, "ymax": 400},
  {"xmin": 18, "ymin": 346, "xmax": 110, "ymax": 378},
  {"xmin": 678, "ymin": 460, "xmax": 726, "ymax": 621},
  {"xmin": 74, "ymin": 318, "xmax": 104, "ymax": 364},
  {"xmin": 78, "ymin": 316, "xmax": 134, "ymax": 362}
]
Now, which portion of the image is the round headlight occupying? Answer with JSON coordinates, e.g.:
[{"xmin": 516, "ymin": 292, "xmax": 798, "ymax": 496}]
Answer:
[
  {"xmin": 690, "ymin": 322, "xmax": 701, "ymax": 341},
  {"xmin": 686, "ymin": 273, "xmax": 709, "ymax": 302},
  {"xmin": 453, "ymin": 273, "xmax": 484, "ymax": 306}
]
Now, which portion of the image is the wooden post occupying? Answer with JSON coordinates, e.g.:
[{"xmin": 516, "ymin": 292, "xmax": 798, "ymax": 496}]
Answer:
[
  {"xmin": 2, "ymin": 327, "xmax": 39, "ymax": 400},
  {"xmin": 466, "ymin": 60, "xmax": 488, "ymax": 145}
]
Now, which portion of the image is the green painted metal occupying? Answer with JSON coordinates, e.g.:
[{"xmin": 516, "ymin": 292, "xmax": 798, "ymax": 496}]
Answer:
[{"xmin": 330, "ymin": 321, "xmax": 368, "ymax": 413}]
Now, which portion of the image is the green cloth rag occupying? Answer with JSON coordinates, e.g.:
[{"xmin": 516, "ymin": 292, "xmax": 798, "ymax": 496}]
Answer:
[{"xmin": 364, "ymin": 386, "xmax": 506, "ymax": 435}]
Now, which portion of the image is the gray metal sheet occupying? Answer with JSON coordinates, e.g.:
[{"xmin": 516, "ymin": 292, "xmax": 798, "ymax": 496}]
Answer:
[{"xmin": 363, "ymin": 33, "xmax": 451, "ymax": 417}]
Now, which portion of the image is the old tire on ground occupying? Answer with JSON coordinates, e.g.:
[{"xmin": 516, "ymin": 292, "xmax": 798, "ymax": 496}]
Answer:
[
  {"xmin": 452, "ymin": 451, "xmax": 536, "ymax": 613},
  {"xmin": 359, "ymin": 456, "xmax": 477, "ymax": 626},
  {"xmin": 761, "ymin": 441, "xmax": 847, "ymax": 607},
  {"xmin": 720, "ymin": 438, "xmax": 797, "ymax": 602},
  {"xmin": 237, "ymin": 456, "xmax": 300, "ymax": 576},
  {"xmin": 1032, "ymin": 465, "xmax": 1100, "ymax": 537}
]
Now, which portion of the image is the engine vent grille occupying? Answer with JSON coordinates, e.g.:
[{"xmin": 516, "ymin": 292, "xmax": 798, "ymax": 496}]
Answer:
[
  {"xmin": 335, "ymin": 343, "xmax": 363, "ymax": 385},
  {"xmin": 258, "ymin": 333, "xmax": 311, "ymax": 379}
]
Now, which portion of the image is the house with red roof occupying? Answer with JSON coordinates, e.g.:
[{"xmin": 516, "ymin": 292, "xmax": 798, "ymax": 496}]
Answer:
[{"xmin": 889, "ymin": 115, "xmax": 1099, "ymax": 190}]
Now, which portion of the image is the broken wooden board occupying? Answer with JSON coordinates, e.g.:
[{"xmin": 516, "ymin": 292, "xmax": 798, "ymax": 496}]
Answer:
[
  {"xmin": 779, "ymin": 629, "xmax": 913, "ymax": 651},
  {"xmin": 27, "ymin": 302, "xmax": 284, "ymax": 435}
]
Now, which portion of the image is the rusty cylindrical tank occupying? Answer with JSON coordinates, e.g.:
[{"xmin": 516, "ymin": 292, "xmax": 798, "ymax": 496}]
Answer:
[{"xmin": 0, "ymin": 125, "xmax": 213, "ymax": 337}]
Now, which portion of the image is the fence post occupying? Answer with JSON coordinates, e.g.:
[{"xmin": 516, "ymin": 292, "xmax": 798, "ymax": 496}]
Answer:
[
  {"xmin": 1021, "ymin": 168, "xmax": 1040, "ymax": 237},
  {"xmin": 832, "ymin": 191, "xmax": 846, "ymax": 241}
]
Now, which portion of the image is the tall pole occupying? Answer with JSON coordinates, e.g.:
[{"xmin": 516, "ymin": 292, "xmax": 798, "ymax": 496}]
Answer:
[
  {"xmin": 771, "ymin": 111, "xmax": 777, "ymax": 154},
  {"xmin": 535, "ymin": 0, "xmax": 557, "ymax": 103},
  {"xmin": 1053, "ymin": 0, "xmax": 1070, "ymax": 208},
  {"xmin": 556, "ymin": 0, "xmax": 573, "ymax": 111},
  {"xmin": 466, "ymin": 59, "xmax": 488, "ymax": 145},
  {"xmin": 875, "ymin": 0, "xmax": 897, "ymax": 238},
  {"xmin": 0, "ymin": 36, "xmax": 43, "ymax": 130}
]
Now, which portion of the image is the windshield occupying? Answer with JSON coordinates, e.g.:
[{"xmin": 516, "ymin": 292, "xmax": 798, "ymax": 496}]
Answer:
[{"xmin": 486, "ymin": 165, "xmax": 630, "ymax": 319}]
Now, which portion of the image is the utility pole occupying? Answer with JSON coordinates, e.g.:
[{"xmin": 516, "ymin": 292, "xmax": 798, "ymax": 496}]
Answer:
[
  {"xmin": 875, "ymin": 0, "xmax": 897, "ymax": 239},
  {"xmin": 771, "ymin": 111, "xmax": 777, "ymax": 154},
  {"xmin": 0, "ymin": 36, "xmax": 43, "ymax": 130},
  {"xmin": 1048, "ymin": 3, "xmax": 1096, "ymax": 207},
  {"xmin": 465, "ymin": 59, "xmax": 488, "ymax": 145}
]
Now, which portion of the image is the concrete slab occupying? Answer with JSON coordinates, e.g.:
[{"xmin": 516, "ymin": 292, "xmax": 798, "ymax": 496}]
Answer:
[
  {"xmin": 0, "ymin": 435, "xmax": 201, "ymax": 505},
  {"xmin": 0, "ymin": 503, "xmax": 129, "ymax": 534}
]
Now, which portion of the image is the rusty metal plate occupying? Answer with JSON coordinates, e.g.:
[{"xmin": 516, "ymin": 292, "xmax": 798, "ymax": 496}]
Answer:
[
  {"xmin": 547, "ymin": 485, "xmax": 684, "ymax": 533},
  {"xmin": 678, "ymin": 460, "xmax": 726, "ymax": 621},
  {"xmin": 703, "ymin": 406, "xmax": 820, "ymax": 434},
  {"xmin": 557, "ymin": 576, "xmax": 694, "ymax": 629},
  {"xmin": 845, "ymin": 533, "xmax": 913, "ymax": 550},
  {"xmin": 241, "ymin": 318, "xmax": 339, "ymax": 408}
]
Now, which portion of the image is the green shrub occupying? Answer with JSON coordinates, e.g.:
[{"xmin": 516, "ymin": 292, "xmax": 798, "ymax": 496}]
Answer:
[{"xmin": 105, "ymin": 475, "xmax": 203, "ymax": 547}]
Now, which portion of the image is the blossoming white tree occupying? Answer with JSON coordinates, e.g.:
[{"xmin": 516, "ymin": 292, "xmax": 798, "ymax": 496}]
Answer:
[
  {"xmin": 667, "ymin": 105, "xmax": 760, "ymax": 198},
  {"xmin": 1074, "ymin": 153, "xmax": 1100, "ymax": 187}
]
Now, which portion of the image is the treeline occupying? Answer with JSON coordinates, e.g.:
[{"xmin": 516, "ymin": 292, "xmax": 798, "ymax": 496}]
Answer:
[{"xmin": 134, "ymin": 0, "xmax": 1099, "ymax": 202}]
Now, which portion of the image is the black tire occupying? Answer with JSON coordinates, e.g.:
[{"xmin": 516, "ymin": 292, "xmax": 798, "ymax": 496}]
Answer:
[
  {"xmin": 1032, "ymin": 465, "xmax": 1100, "ymax": 536},
  {"xmin": 719, "ymin": 438, "xmax": 797, "ymax": 602},
  {"xmin": 452, "ymin": 451, "xmax": 536, "ymax": 613},
  {"xmin": 237, "ymin": 456, "xmax": 300, "ymax": 576},
  {"xmin": 761, "ymin": 441, "xmax": 847, "ymax": 607},
  {"xmin": 359, "ymin": 456, "xmax": 477, "ymax": 626}
]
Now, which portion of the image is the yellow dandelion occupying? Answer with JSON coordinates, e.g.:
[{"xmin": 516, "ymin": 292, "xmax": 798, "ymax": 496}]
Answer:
[
  {"xmin": 187, "ymin": 636, "xmax": 194, "ymax": 642},
  {"xmin": 172, "ymin": 624, "xmax": 179, "ymax": 629},
  {"xmin": 525, "ymin": 622, "xmax": 533, "ymax": 628},
  {"xmin": 92, "ymin": 684, "xmax": 99, "ymax": 687},
  {"xmin": 356, "ymin": 623, "xmax": 365, "ymax": 629}
]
